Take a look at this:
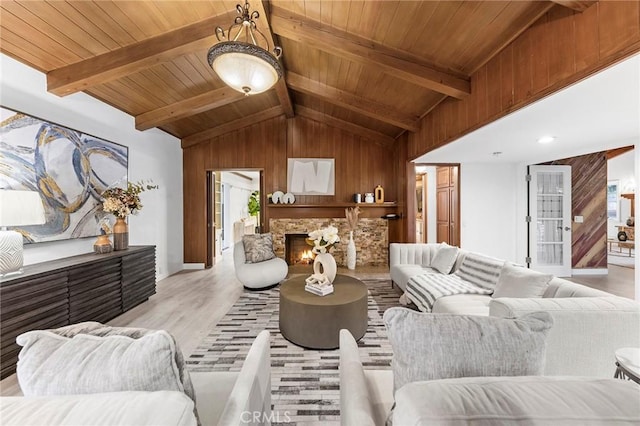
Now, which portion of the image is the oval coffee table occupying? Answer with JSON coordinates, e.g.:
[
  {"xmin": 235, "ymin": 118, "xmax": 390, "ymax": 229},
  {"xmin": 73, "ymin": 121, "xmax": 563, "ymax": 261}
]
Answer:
[{"xmin": 279, "ymin": 274, "xmax": 368, "ymax": 349}]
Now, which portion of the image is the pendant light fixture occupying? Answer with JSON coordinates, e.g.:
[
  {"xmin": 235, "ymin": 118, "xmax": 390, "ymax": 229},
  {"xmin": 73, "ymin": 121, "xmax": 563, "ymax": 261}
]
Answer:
[{"xmin": 207, "ymin": 1, "xmax": 283, "ymax": 96}]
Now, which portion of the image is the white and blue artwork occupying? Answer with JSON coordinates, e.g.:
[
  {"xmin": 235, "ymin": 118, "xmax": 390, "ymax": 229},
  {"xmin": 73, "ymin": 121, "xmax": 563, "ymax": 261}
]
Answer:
[{"xmin": 0, "ymin": 107, "xmax": 128, "ymax": 243}]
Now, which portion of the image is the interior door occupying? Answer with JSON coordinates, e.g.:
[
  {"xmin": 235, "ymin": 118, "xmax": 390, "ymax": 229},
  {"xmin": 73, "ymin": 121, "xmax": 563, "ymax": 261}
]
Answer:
[{"xmin": 529, "ymin": 165, "xmax": 572, "ymax": 276}]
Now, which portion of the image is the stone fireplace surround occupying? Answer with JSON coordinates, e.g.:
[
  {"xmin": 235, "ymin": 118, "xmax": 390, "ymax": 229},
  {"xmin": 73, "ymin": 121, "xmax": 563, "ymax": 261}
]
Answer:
[{"xmin": 269, "ymin": 218, "xmax": 388, "ymax": 267}]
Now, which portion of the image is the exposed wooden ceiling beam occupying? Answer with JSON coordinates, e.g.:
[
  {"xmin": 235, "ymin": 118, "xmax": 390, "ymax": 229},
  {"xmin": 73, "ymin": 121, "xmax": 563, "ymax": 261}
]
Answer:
[
  {"xmin": 182, "ymin": 106, "xmax": 284, "ymax": 149},
  {"xmin": 135, "ymin": 87, "xmax": 245, "ymax": 131},
  {"xmin": 296, "ymin": 106, "xmax": 396, "ymax": 147},
  {"xmin": 550, "ymin": 1, "xmax": 598, "ymax": 12},
  {"xmin": 47, "ymin": 12, "xmax": 236, "ymax": 96},
  {"xmin": 252, "ymin": 1, "xmax": 294, "ymax": 118},
  {"xmin": 607, "ymin": 145, "xmax": 634, "ymax": 160},
  {"xmin": 269, "ymin": 7, "xmax": 470, "ymax": 99},
  {"xmin": 287, "ymin": 72, "xmax": 420, "ymax": 132}
]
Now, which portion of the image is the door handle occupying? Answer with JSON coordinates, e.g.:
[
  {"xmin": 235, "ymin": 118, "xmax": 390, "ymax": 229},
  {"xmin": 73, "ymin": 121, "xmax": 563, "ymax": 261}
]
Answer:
[{"xmin": 564, "ymin": 226, "xmax": 571, "ymax": 231}]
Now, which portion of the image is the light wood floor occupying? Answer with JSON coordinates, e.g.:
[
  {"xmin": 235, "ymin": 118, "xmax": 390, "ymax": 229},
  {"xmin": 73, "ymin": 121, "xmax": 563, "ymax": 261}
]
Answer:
[{"xmin": 0, "ymin": 251, "xmax": 634, "ymax": 396}]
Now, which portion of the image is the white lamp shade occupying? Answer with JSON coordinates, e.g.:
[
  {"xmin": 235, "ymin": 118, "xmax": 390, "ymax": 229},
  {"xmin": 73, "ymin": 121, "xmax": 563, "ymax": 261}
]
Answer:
[
  {"xmin": 0, "ymin": 190, "xmax": 46, "ymax": 227},
  {"xmin": 211, "ymin": 51, "xmax": 280, "ymax": 95}
]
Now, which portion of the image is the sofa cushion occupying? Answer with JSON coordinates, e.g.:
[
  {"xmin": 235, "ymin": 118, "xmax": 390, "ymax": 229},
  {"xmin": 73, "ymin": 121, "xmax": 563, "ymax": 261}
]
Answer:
[
  {"xmin": 0, "ymin": 391, "xmax": 197, "ymax": 426},
  {"xmin": 17, "ymin": 329, "xmax": 186, "ymax": 397},
  {"xmin": 242, "ymin": 233, "xmax": 276, "ymax": 263},
  {"xmin": 390, "ymin": 265, "xmax": 438, "ymax": 292},
  {"xmin": 393, "ymin": 376, "xmax": 640, "ymax": 425},
  {"xmin": 430, "ymin": 243, "xmax": 459, "ymax": 274},
  {"xmin": 40, "ymin": 322, "xmax": 196, "ymax": 403},
  {"xmin": 383, "ymin": 308, "xmax": 553, "ymax": 393},
  {"xmin": 492, "ymin": 263, "xmax": 552, "ymax": 298},
  {"xmin": 454, "ymin": 252, "xmax": 504, "ymax": 290},
  {"xmin": 432, "ymin": 294, "xmax": 492, "ymax": 316}
]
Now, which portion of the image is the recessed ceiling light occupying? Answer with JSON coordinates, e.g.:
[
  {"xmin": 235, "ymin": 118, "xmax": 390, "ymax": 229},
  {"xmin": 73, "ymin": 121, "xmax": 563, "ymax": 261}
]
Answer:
[{"xmin": 537, "ymin": 136, "xmax": 556, "ymax": 144}]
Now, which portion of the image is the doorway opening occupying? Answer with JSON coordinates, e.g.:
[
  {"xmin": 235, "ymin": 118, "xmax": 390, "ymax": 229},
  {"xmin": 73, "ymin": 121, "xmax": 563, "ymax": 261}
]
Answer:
[
  {"xmin": 414, "ymin": 164, "xmax": 460, "ymax": 246},
  {"xmin": 206, "ymin": 169, "xmax": 263, "ymax": 268}
]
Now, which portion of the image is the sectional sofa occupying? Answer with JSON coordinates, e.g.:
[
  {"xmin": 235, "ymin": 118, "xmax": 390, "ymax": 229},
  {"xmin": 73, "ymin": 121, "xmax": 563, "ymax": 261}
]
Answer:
[{"xmin": 389, "ymin": 243, "xmax": 640, "ymax": 377}]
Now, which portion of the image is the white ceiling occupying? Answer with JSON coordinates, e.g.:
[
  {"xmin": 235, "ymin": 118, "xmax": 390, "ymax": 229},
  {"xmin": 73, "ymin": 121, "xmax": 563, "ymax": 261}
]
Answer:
[{"xmin": 415, "ymin": 54, "xmax": 640, "ymax": 165}]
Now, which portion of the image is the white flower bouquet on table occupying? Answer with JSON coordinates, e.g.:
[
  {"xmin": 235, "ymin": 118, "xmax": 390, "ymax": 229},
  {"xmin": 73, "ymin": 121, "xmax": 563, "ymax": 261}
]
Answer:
[{"xmin": 306, "ymin": 226, "xmax": 340, "ymax": 254}]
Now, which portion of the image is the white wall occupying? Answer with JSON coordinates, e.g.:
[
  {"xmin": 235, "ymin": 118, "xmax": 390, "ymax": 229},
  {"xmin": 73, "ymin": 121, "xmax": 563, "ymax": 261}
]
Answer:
[
  {"xmin": 459, "ymin": 163, "xmax": 518, "ymax": 262},
  {"xmin": 0, "ymin": 54, "xmax": 183, "ymax": 280}
]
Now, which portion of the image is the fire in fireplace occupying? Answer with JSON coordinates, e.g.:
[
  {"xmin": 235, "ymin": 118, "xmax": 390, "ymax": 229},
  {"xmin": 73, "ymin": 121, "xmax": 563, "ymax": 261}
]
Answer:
[{"xmin": 285, "ymin": 233, "xmax": 314, "ymax": 266}]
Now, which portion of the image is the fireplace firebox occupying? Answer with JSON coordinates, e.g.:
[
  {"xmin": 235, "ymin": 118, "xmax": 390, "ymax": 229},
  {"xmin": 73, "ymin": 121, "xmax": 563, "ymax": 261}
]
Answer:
[{"xmin": 285, "ymin": 233, "xmax": 314, "ymax": 266}]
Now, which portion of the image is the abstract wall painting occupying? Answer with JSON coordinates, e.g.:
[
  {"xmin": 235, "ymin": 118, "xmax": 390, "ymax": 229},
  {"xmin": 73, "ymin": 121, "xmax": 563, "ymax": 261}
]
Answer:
[
  {"xmin": 287, "ymin": 158, "xmax": 335, "ymax": 196},
  {"xmin": 0, "ymin": 107, "xmax": 128, "ymax": 243}
]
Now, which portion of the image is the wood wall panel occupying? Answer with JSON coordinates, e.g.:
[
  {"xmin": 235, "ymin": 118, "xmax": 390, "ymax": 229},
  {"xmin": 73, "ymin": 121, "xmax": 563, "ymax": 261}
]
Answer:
[
  {"xmin": 183, "ymin": 115, "xmax": 402, "ymax": 264},
  {"xmin": 407, "ymin": 2, "xmax": 640, "ymax": 161},
  {"xmin": 548, "ymin": 152, "xmax": 607, "ymax": 269}
]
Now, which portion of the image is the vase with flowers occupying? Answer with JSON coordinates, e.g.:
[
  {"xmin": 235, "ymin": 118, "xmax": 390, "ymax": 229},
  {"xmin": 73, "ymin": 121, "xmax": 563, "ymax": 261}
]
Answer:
[
  {"xmin": 345, "ymin": 206, "xmax": 360, "ymax": 270},
  {"xmin": 102, "ymin": 180, "xmax": 157, "ymax": 251},
  {"xmin": 306, "ymin": 225, "xmax": 340, "ymax": 283}
]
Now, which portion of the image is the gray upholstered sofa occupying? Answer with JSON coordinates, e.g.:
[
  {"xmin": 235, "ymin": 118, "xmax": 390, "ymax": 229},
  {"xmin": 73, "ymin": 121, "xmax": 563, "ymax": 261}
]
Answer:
[{"xmin": 1, "ymin": 330, "xmax": 272, "ymax": 426}]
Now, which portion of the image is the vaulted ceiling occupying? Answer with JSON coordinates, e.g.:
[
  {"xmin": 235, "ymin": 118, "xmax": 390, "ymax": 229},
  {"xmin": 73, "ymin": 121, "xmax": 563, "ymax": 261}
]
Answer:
[{"xmin": 0, "ymin": 1, "xmax": 595, "ymax": 148}]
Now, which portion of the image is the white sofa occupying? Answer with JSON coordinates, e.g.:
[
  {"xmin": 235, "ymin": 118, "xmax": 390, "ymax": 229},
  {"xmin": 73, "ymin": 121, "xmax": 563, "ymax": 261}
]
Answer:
[
  {"xmin": 389, "ymin": 243, "xmax": 640, "ymax": 377},
  {"xmin": 1, "ymin": 330, "xmax": 272, "ymax": 426},
  {"xmin": 234, "ymin": 241, "xmax": 288, "ymax": 290},
  {"xmin": 340, "ymin": 329, "xmax": 640, "ymax": 426}
]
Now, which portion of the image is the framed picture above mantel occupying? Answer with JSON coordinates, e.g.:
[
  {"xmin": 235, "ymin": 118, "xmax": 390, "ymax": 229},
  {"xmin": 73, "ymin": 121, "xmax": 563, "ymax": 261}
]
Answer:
[
  {"xmin": 287, "ymin": 158, "xmax": 335, "ymax": 196},
  {"xmin": 0, "ymin": 107, "xmax": 128, "ymax": 243}
]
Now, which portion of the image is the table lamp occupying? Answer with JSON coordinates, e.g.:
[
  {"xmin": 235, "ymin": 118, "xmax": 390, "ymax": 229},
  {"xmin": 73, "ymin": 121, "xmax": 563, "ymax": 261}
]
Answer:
[{"xmin": 0, "ymin": 190, "xmax": 46, "ymax": 277}]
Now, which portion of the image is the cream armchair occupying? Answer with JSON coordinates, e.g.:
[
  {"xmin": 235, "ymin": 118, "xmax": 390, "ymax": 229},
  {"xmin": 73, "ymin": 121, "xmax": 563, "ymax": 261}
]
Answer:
[{"xmin": 233, "ymin": 241, "xmax": 288, "ymax": 290}]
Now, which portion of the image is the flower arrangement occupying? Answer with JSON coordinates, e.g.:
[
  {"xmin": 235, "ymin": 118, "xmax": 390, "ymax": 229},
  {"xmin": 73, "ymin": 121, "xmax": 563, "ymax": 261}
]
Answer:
[
  {"xmin": 102, "ymin": 180, "xmax": 158, "ymax": 218},
  {"xmin": 306, "ymin": 225, "xmax": 340, "ymax": 254}
]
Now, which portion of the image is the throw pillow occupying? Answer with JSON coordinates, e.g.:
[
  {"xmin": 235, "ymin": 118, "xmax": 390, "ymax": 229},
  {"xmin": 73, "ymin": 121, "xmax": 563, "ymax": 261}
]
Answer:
[
  {"xmin": 455, "ymin": 252, "xmax": 505, "ymax": 290},
  {"xmin": 492, "ymin": 263, "xmax": 553, "ymax": 298},
  {"xmin": 243, "ymin": 233, "xmax": 276, "ymax": 263},
  {"xmin": 383, "ymin": 307, "xmax": 553, "ymax": 393},
  {"xmin": 16, "ymin": 329, "xmax": 185, "ymax": 397},
  {"xmin": 39, "ymin": 322, "xmax": 195, "ymax": 404},
  {"xmin": 430, "ymin": 243, "xmax": 459, "ymax": 274}
]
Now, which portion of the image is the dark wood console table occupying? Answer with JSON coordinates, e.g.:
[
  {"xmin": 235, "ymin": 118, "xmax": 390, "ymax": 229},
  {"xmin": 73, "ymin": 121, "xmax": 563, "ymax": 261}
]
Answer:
[{"xmin": 0, "ymin": 246, "xmax": 156, "ymax": 379}]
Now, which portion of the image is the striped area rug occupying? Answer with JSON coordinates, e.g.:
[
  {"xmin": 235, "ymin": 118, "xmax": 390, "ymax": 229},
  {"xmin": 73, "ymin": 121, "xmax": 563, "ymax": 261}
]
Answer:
[{"xmin": 186, "ymin": 277, "xmax": 400, "ymax": 425}]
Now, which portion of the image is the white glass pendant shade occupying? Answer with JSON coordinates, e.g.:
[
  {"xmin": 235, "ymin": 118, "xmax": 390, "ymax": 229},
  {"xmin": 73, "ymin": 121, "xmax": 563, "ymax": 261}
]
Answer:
[{"xmin": 208, "ymin": 42, "xmax": 282, "ymax": 95}]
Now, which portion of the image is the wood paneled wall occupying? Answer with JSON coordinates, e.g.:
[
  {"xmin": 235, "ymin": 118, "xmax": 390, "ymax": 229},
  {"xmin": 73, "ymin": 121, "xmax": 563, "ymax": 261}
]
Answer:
[
  {"xmin": 548, "ymin": 152, "xmax": 607, "ymax": 269},
  {"xmin": 407, "ymin": 2, "xmax": 640, "ymax": 161},
  {"xmin": 183, "ymin": 115, "xmax": 402, "ymax": 264}
]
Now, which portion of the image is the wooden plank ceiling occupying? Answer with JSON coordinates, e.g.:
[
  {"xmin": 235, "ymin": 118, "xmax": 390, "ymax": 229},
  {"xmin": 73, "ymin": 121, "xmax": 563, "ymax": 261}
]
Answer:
[{"xmin": 0, "ymin": 0, "xmax": 584, "ymax": 147}]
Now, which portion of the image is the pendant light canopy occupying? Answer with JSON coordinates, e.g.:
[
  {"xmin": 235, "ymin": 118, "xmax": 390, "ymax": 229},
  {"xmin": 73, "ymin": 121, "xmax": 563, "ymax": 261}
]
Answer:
[{"xmin": 207, "ymin": 2, "xmax": 283, "ymax": 96}]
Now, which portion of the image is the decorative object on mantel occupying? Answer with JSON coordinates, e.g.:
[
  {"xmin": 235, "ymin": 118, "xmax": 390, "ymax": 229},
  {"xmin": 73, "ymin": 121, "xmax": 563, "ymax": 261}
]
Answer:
[
  {"xmin": 0, "ymin": 190, "xmax": 46, "ymax": 277},
  {"xmin": 207, "ymin": 1, "xmax": 282, "ymax": 96},
  {"xmin": 102, "ymin": 180, "xmax": 157, "ymax": 251},
  {"xmin": 353, "ymin": 193, "xmax": 362, "ymax": 203},
  {"xmin": 93, "ymin": 219, "xmax": 113, "ymax": 254},
  {"xmin": 306, "ymin": 226, "xmax": 340, "ymax": 284},
  {"xmin": 271, "ymin": 191, "xmax": 284, "ymax": 204},
  {"xmin": 364, "ymin": 193, "xmax": 374, "ymax": 203},
  {"xmin": 375, "ymin": 185, "xmax": 385, "ymax": 203},
  {"xmin": 345, "ymin": 206, "xmax": 361, "ymax": 270},
  {"xmin": 282, "ymin": 192, "xmax": 295, "ymax": 204},
  {"xmin": 627, "ymin": 217, "xmax": 635, "ymax": 227}
]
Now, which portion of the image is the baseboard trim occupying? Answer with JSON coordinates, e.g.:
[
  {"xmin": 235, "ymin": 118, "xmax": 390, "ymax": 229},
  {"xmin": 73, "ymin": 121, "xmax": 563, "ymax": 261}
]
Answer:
[
  {"xmin": 183, "ymin": 263, "xmax": 205, "ymax": 270},
  {"xmin": 571, "ymin": 268, "xmax": 608, "ymax": 276}
]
